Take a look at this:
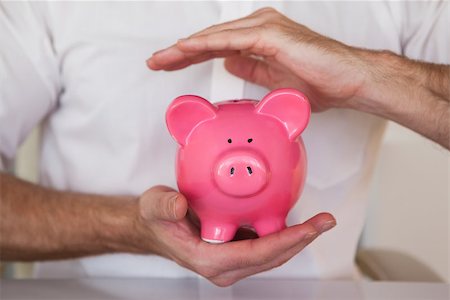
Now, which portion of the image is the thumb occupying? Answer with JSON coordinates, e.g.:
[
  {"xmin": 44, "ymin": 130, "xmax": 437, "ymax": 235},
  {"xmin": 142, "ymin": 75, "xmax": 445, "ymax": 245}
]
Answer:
[
  {"xmin": 224, "ymin": 55, "xmax": 272, "ymax": 88},
  {"xmin": 139, "ymin": 186, "xmax": 188, "ymax": 222}
]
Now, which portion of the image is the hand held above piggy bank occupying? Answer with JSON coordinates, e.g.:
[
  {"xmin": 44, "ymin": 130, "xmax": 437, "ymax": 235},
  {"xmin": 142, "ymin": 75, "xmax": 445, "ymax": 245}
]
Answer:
[{"xmin": 166, "ymin": 88, "xmax": 310, "ymax": 243}]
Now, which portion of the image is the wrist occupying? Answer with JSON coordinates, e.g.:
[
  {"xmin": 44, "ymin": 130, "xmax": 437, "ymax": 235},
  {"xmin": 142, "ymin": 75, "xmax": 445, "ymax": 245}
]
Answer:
[
  {"xmin": 96, "ymin": 195, "xmax": 145, "ymax": 254},
  {"xmin": 349, "ymin": 50, "xmax": 449, "ymax": 147},
  {"xmin": 349, "ymin": 49, "xmax": 409, "ymax": 116}
]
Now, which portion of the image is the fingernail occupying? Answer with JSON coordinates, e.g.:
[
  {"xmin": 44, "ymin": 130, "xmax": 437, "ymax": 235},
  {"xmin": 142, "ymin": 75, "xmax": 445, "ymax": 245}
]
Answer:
[
  {"xmin": 320, "ymin": 220, "xmax": 336, "ymax": 233},
  {"xmin": 177, "ymin": 38, "xmax": 187, "ymax": 43}
]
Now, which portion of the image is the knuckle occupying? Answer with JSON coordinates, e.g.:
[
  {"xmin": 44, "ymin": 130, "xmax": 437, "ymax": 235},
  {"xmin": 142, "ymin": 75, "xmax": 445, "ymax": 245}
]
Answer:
[
  {"xmin": 159, "ymin": 193, "xmax": 178, "ymax": 220},
  {"xmin": 258, "ymin": 7, "xmax": 278, "ymax": 15},
  {"xmin": 256, "ymin": 22, "xmax": 282, "ymax": 44},
  {"xmin": 147, "ymin": 185, "xmax": 166, "ymax": 193},
  {"xmin": 164, "ymin": 200, "xmax": 175, "ymax": 220},
  {"xmin": 259, "ymin": 7, "xmax": 281, "ymax": 20},
  {"xmin": 162, "ymin": 190, "xmax": 178, "ymax": 201},
  {"xmin": 140, "ymin": 185, "xmax": 179, "ymax": 220}
]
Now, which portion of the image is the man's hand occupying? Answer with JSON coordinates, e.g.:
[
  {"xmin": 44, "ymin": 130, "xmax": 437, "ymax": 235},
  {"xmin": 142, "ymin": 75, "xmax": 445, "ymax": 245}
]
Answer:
[
  {"xmin": 134, "ymin": 186, "xmax": 336, "ymax": 287},
  {"xmin": 147, "ymin": 7, "xmax": 366, "ymax": 112},
  {"xmin": 0, "ymin": 174, "xmax": 335, "ymax": 286},
  {"xmin": 147, "ymin": 8, "xmax": 449, "ymax": 148}
]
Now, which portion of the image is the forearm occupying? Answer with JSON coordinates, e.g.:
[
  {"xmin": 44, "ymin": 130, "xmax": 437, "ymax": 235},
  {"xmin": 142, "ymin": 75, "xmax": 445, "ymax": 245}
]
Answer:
[
  {"xmin": 355, "ymin": 50, "xmax": 449, "ymax": 148},
  {"xmin": 0, "ymin": 173, "xmax": 142, "ymax": 261}
]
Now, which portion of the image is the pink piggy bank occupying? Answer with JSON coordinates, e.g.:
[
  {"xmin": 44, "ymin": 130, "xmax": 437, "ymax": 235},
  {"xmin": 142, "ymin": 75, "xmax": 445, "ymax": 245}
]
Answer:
[{"xmin": 166, "ymin": 88, "xmax": 310, "ymax": 243}]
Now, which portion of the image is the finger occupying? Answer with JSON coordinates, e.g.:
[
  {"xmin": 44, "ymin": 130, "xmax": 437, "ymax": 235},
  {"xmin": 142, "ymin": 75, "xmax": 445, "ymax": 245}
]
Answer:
[
  {"xmin": 139, "ymin": 186, "xmax": 188, "ymax": 222},
  {"xmin": 148, "ymin": 45, "xmax": 239, "ymax": 71},
  {"xmin": 233, "ymin": 213, "xmax": 335, "ymax": 270},
  {"xmin": 225, "ymin": 55, "xmax": 324, "ymax": 111},
  {"xmin": 149, "ymin": 27, "xmax": 277, "ymax": 70},
  {"xmin": 147, "ymin": 7, "xmax": 280, "ymax": 70},
  {"xmin": 163, "ymin": 50, "xmax": 240, "ymax": 71},
  {"xmin": 224, "ymin": 55, "xmax": 273, "ymax": 88},
  {"xmin": 187, "ymin": 16, "xmax": 260, "ymax": 39},
  {"xmin": 176, "ymin": 27, "xmax": 278, "ymax": 56},
  {"xmin": 194, "ymin": 223, "xmax": 315, "ymax": 279},
  {"xmin": 209, "ymin": 213, "xmax": 336, "ymax": 286},
  {"xmin": 201, "ymin": 219, "xmax": 318, "ymax": 271},
  {"xmin": 147, "ymin": 46, "xmax": 185, "ymax": 70},
  {"xmin": 261, "ymin": 213, "xmax": 336, "ymax": 268},
  {"xmin": 211, "ymin": 231, "xmax": 319, "ymax": 286},
  {"xmin": 300, "ymin": 212, "xmax": 337, "ymax": 234}
]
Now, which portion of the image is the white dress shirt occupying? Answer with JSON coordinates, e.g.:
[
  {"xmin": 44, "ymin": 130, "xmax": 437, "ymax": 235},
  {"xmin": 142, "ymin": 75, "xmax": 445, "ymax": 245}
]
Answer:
[{"xmin": 1, "ymin": 1, "xmax": 448, "ymax": 279}]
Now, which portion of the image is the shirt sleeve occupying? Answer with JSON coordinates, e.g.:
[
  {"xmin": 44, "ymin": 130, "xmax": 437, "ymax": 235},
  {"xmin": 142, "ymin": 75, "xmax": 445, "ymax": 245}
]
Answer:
[
  {"xmin": 0, "ymin": 1, "xmax": 60, "ymax": 170},
  {"xmin": 399, "ymin": 0, "xmax": 449, "ymax": 64}
]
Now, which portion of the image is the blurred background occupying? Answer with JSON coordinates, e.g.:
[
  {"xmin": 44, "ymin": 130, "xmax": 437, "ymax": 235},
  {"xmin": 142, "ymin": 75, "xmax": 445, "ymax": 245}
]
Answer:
[{"xmin": 1, "ymin": 121, "xmax": 449, "ymax": 282}]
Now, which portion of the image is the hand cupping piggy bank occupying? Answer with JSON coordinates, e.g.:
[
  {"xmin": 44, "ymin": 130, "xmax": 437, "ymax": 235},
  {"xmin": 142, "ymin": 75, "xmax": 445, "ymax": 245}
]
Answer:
[{"xmin": 166, "ymin": 88, "xmax": 310, "ymax": 243}]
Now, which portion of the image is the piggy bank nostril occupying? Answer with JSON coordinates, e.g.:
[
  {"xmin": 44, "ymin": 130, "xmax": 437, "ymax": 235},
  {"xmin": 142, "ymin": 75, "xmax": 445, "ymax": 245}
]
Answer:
[
  {"xmin": 247, "ymin": 166, "xmax": 253, "ymax": 175},
  {"xmin": 230, "ymin": 167, "xmax": 235, "ymax": 175}
]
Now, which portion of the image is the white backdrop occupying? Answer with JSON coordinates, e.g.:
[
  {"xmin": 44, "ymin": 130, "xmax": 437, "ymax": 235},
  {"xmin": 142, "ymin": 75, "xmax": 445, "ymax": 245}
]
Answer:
[{"xmin": 360, "ymin": 121, "xmax": 449, "ymax": 283}]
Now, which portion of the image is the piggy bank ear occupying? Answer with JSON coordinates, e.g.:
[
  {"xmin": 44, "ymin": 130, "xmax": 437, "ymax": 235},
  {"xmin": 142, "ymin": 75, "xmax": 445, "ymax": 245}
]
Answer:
[
  {"xmin": 256, "ymin": 88, "xmax": 310, "ymax": 141},
  {"xmin": 166, "ymin": 95, "xmax": 217, "ymax": 145}
]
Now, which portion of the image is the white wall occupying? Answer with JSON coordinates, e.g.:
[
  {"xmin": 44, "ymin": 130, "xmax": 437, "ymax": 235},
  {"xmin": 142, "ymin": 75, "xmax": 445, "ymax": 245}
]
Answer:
[{"xmin": 360, "ymin": 121, "xmax": 449, "ymax": 283}]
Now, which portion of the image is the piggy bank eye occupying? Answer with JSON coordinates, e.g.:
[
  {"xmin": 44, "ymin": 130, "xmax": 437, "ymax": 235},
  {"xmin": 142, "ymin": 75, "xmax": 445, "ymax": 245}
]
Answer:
[
  {"xmin": 228, "ymin": 139, "xmax": 232, "ymax": 144},
  {"xmin": 247, "ymin": 138, "xmax": 253, "ymax": 143}
]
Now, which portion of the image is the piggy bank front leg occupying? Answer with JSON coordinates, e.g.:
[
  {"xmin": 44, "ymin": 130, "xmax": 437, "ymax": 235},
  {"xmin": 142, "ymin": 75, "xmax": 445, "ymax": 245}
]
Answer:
[
  {"xmin": 253, "ymin": 217, "xmax": 287, "ymax": 237},
  {"xmin": 201, "ymin": 221, "xmax": 238, "ymax": 244}
]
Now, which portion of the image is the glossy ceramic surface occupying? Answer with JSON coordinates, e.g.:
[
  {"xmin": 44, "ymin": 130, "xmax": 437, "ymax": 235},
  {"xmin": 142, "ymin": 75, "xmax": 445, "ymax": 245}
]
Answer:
[{"xmin": 166, "ymin": 89, "xmax": 311, "ymax": 242}]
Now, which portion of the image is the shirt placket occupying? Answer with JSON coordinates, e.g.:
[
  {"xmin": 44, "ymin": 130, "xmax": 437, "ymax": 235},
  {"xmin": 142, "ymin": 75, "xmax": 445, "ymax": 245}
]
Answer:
[{"xmin": 209, "ymin": 1, "xmax": 254, "ymax": 102}]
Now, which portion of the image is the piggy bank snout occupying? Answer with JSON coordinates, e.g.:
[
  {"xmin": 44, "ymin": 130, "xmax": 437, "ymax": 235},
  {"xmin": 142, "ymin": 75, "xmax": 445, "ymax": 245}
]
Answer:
[{"xmin": 214, "ymin": 151, "xmax": 269, "ymax": 197}]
